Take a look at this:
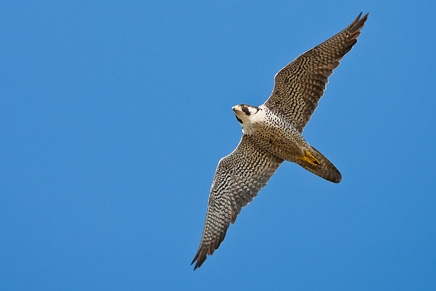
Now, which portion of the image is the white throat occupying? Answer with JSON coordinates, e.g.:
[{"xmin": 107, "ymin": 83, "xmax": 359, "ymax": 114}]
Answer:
[{"xmin": 239, "ymin": 105, "xmax": 267, "ymax": 135}]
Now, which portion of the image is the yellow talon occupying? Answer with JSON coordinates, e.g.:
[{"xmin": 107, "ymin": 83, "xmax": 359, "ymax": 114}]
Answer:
[{"xmin": 300, "ymin": 150, "xmax": 321, "ymax": 166}]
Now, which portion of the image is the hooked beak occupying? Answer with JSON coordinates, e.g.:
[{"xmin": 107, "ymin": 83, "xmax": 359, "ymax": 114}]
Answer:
[{"xmin": 232, "ymin": 105, "xmax": 241, "ymax": 112}]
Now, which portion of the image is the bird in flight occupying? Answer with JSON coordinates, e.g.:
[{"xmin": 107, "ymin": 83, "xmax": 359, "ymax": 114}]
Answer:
[{"xmin": 192, "ymin": 13, "xmax": 368, "ymax": 270}]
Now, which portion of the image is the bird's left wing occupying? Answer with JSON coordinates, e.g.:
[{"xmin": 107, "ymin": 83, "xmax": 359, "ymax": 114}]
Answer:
[{"xmin": 192, "ymin": 135, "xmax": 283, "ymax": 269}]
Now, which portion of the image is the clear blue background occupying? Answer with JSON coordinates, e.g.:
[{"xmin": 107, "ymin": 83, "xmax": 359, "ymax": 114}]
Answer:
[{"xmin": 1, "ymin": 1, "xmax": 435, "ymax": 290}]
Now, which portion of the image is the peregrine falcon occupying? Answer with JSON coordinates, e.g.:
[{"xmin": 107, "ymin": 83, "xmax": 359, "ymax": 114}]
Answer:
[{"xmin": 192, "ymin": 13, "xmax": 368, "ymax": 270}]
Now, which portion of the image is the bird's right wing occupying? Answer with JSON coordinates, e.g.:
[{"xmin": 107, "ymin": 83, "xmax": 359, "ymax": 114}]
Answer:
[
  {"xmin": 192, "ymin": 135, "xmax": 283, "ymax": 269},
  {"xmin": 264, "ymin": 13, "xmax": 368, "ymax": 133}
]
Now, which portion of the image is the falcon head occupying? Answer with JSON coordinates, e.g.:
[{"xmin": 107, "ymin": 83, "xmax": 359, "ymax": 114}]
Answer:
[
  {"xmin": 232, "ymin": 104, "xmax": 264, "ymax": 127},
  {"xmin": 232, "ymin": 104, "xmax": 259, "ymax": 124}
]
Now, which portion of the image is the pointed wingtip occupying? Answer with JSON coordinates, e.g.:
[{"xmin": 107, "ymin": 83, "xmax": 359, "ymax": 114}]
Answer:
[
  {"xmin": 191, "ymin": 258, "xmax": 203, "ymax": 271},
  {"xmin": 191, "ymin": 249, "xmax": 206, "ymax": 270},
  {"xmin": 357, "ymin": 12, "xmax": 369, "ymax": 24}
]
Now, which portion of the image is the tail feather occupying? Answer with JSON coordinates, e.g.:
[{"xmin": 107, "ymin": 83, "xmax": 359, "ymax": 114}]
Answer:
[{"xmin": 295, "ymin": 146, "xmax": 341, "ymax": 183}]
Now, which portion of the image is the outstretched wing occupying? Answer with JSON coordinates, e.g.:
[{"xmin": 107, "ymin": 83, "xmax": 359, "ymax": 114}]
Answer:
[
  {"xmin": 192, "ymin": 135, "xmax": 283, "ymax": 269},
  {"xmin": 264, "ymin": 13, "xmax": 368, "ymax": 133}
]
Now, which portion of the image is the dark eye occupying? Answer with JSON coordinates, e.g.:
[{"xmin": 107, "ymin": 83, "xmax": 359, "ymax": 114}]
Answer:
[
  {"xmin": 241, "ymin": 106, "xmax": 250, "ymax": 115},
  {"xmin": 235, "ymin": 116, "xmax": 243, "ymax": 124}
]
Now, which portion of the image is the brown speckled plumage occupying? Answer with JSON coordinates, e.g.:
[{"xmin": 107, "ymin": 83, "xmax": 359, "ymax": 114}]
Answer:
[
  {"xmin": 192, "ymin": 13, "xmax": 368, "ymax": 270},
  {"xmin": 265, "ymin": 13, "xmax": 368, "ymax": 133}
]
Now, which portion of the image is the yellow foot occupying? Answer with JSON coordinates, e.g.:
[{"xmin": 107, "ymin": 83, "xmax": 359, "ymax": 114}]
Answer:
[{"xmin": 299, "ymin": 150, "xmax": 321, "ymax": 166}]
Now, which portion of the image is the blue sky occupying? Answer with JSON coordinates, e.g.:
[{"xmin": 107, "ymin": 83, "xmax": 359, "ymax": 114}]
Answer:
[{"xmin": 1, "ymin": 1, "xmax": 435, "ymax": 290}]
